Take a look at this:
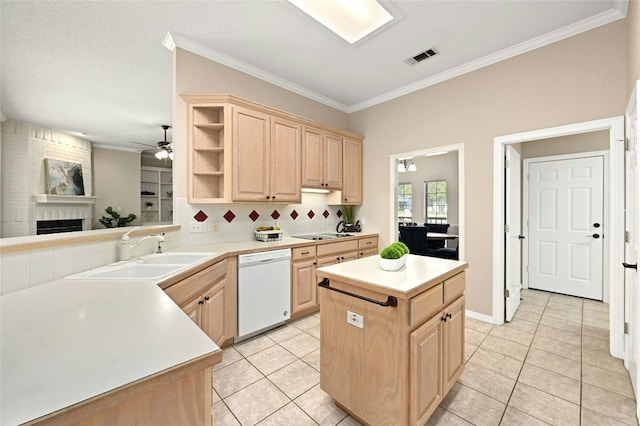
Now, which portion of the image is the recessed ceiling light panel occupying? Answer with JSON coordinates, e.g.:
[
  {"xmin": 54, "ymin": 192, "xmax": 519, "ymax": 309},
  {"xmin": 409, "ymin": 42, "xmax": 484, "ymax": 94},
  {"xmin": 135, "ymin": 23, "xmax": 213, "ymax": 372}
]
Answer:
[{"xmin": 288, "ymin": 0, "xmax": 394, "ymax": 44}]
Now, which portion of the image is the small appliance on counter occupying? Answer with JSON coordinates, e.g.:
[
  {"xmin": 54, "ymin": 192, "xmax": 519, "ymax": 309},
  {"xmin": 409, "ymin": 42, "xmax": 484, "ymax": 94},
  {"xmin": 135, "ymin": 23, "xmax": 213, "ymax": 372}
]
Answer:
[{"xmin": 336, "ymin": 220, "xmax": 361, "ymax": 233}]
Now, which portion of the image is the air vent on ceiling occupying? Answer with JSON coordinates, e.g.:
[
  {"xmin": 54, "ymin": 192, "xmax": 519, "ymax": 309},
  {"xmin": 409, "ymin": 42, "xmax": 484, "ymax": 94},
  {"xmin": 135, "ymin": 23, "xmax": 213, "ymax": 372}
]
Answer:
[{"xmin": 404, "ymin": 48, "xmax": 438, "ymax": 66}]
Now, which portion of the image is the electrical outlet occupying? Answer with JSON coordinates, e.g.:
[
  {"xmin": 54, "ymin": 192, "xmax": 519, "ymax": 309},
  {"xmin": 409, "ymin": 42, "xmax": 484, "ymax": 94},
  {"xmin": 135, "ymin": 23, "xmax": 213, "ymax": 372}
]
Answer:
[
  {"xmin": 212, "ymin": 221, "xmax": 219, "ymax": 232},
  {"xmin": 190, "ymin": 223, "xmax": 205, "ymax": 233},
  {"xmin": 203, "ymin": 222, "xmax": 211, "ymax": 232},
  {"xmin": 347, "ymin": 310, "xmax": 364, "ymax": 329}
]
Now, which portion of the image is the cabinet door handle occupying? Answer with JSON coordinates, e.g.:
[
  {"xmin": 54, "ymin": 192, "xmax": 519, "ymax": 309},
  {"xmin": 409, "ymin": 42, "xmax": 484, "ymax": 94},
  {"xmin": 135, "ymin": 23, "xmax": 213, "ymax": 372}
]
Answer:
[
  {"xmin": 198, "ymin": 300, "xmax": 204, "ymax": 305},
  {"xmin": 204, "ymin": 296, "xmax": 210, "ymax": 301},
  {"xmin": 313, "ymin": 262, "xmax": 317, "ymax": 265},
  {"xmin": 446, "ymin": 313, "xmax": 452, "ymax": 319},
  {"xmin": 265, "ymin": 195, "xmax": 270, "ymax": 199},
  {"xmin": 301, "ymin": 251, "xmax": 309, "ymax": 255},
  {"xmin": 271, "ymin": 196, "xmax": 276, "ymax": 200},
  {"xmin": 441, "ymin": 316, "xmax": 447, "ymax": 322}
]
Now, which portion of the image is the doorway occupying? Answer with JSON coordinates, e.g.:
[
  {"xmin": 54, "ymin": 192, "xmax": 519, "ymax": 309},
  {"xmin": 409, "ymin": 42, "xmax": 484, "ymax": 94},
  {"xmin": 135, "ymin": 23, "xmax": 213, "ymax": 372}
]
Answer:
[
  {"xmin": 389, "ymin": 144, "xmax": 465, "ymax": 261},
  {"xmin": 492, "ymin": 116, "xmax": 625, "ymax": 357},
  {"xmin": 524, "ymin": 152, "xmax": 606, "ymax": 300}
]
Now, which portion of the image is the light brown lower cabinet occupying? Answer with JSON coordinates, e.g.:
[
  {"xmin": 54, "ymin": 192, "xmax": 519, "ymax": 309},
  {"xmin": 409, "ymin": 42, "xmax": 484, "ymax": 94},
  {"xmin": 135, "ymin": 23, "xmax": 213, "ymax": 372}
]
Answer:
[
  {"xmin": 410, "ymin": 295, "xmax": 465, "ymax": 425},
  {"xmin": 318, "ymin": 270, "xmax": 465, "ymax": 426},
  {"xmin": 30, "ymin": 354, "xmax": 219, "ymax": 426},
  {"xmin": 164, "ymin": 258, "xmax": 237, "ymax": 348},
  {"xmin": 291, "ymin": 245, "xmax": 318, "ymax": 318}
]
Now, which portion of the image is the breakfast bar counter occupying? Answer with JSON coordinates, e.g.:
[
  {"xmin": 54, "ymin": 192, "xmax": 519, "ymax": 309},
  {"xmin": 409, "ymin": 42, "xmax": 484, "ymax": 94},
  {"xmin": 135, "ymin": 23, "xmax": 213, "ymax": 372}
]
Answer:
[
  {"xmin": 316, "ymin": 254, "xmax": 468, "ymax": 426},
  {"xmin": 1, "ymin": 278, "xmax": 221, "ymax": 426}
]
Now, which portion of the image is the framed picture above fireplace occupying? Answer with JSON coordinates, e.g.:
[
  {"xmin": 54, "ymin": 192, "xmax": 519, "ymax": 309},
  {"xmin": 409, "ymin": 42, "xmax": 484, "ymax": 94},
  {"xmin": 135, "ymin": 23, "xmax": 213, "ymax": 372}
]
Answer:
[{"xmin": 44, "ymin": 158, "xmax": 85, "ymax": 195}]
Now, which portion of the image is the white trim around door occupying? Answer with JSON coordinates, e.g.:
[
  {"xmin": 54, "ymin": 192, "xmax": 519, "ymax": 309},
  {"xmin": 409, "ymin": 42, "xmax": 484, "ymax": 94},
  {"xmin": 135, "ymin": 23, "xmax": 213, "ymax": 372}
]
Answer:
[{"xmin": 492, "ymin": 116, "xmax": 625, "ymax": 358}]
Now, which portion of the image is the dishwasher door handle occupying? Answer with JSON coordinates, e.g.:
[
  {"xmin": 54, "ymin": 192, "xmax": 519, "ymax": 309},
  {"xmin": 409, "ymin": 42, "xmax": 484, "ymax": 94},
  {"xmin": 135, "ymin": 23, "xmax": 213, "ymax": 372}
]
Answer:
[{"xmin": 318, "ymin": 278, "xmax": 398, "ymax": 307}]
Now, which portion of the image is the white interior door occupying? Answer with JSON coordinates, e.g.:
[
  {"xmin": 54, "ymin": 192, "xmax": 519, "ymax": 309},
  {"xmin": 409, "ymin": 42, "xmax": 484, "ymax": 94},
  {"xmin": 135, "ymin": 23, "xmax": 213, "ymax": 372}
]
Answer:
[
  {"xmin": 527, "ymin": 155, "xmax": 604, "ymax": 300},
  {"xmin": 505, "ymin": 145, "xmax": 522, "ymax": 321},
  {"xmin": 624, "ymin": 81, "xmax": 639, "ymax": 395}
]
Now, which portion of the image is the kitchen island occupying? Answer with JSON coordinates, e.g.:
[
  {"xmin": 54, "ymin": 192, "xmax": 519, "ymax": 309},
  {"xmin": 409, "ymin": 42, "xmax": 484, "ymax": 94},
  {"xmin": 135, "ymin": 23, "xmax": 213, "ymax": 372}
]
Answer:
[{"xmin": 316, "ymin": 254, "xmax": 468, "ymax": 426}]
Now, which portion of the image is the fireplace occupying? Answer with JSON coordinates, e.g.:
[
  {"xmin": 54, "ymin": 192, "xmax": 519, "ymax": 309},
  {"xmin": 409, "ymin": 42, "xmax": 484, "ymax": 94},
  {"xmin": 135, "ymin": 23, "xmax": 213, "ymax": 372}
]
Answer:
[{"xmin": 37, "ymin": 219, "xmax": 83, "ymax": 235}]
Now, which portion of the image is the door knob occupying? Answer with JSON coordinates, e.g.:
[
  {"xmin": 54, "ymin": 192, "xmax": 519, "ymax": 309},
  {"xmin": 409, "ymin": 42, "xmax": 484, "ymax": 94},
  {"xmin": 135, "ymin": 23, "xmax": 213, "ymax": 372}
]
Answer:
[
  {"xmin": 518, "ymin": 235, "xmax": 526, "ymax": 240},
  {"xmin": 593, "ymin": 223, "xmax": 601, "ymax": 228},
  {"xmin": 622, "ymin": 262, "xmax": 638, "ymax": 270},
  {"xmin": 587, "ymin": 234, "xmax": 600, "ymax": 239}
]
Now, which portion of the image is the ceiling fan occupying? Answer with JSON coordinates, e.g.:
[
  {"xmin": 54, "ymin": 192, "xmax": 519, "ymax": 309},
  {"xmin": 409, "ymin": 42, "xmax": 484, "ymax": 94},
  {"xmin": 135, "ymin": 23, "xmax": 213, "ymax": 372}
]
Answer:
[{"xmin": 132, "ymin": 125, "xmax": 173, "ymax": 160}]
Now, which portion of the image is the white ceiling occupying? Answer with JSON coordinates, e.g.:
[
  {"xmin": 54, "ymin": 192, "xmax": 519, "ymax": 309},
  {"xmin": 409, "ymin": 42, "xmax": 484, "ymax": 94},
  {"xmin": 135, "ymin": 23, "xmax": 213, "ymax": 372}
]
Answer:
[{"xmin": 0, "ymin": 1, "xmax": 626, "ymax": 151}]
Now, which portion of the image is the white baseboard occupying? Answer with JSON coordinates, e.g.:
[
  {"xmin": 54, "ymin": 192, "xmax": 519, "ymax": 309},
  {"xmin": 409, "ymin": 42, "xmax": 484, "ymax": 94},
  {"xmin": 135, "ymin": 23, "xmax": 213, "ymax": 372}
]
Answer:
[{"xmin": 465, "ymin": 309, "xmax": 499, "ymax": 324}]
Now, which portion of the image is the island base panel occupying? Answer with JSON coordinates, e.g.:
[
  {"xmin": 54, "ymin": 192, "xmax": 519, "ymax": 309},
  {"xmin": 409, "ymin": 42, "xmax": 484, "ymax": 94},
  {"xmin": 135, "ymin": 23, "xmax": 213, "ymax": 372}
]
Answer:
[{"xmin": 319, "ymin": 284, "xmax": 409, "ymax": 426}]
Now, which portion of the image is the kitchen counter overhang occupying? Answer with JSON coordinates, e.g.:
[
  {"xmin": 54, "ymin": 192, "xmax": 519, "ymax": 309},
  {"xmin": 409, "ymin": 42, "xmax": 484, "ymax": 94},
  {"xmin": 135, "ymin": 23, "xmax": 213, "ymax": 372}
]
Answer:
[
  {"xmin": 316, "ymin": 253, "xmax": 467, "ymax": 300},
  {"xmin": 1, "ymin": 278, "xmax": 221, "ymax": 426}
]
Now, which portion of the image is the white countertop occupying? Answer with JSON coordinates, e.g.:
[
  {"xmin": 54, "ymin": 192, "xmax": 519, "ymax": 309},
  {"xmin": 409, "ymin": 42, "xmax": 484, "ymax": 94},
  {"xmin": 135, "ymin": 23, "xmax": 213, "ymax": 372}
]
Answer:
[
  {"xmin": 1, "ymin": 278, "xmax": 220, "ymax": 426},
  {"xmin": 316, "ymin": 254, "xmax": 467, "ymax": 297}
]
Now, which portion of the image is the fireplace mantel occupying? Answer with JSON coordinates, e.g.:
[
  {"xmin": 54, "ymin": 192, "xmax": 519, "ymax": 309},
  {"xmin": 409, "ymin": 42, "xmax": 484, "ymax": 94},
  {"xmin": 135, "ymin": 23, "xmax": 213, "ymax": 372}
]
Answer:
[{"xmin": 34, "ymin": 195, "xmax": 98, "ymax": 204}]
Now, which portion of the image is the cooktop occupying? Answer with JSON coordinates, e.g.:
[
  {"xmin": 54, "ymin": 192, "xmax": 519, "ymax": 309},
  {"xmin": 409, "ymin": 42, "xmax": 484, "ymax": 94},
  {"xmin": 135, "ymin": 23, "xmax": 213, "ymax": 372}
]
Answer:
[{"xmin": 292, "ymin": 233, "xmax": 354, "ymax": 241}]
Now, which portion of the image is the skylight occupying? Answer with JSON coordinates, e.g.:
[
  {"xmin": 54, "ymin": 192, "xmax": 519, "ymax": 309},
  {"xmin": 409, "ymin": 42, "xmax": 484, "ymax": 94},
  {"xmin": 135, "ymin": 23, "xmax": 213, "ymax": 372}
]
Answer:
[{"xmin": 288, "ymin": 0, "xmax": 394, "ymax": 44}]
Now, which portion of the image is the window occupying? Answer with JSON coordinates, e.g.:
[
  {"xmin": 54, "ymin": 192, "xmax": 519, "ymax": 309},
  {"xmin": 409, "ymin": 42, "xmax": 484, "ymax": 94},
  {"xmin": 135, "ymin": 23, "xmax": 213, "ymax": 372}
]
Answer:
[
  {"xmin": 425, "ymin": 180, "xmax": 447, "ymax": 223},
  {"xmin": 398, "ymin": 183, "xmax": 413, "ymax": 221}
]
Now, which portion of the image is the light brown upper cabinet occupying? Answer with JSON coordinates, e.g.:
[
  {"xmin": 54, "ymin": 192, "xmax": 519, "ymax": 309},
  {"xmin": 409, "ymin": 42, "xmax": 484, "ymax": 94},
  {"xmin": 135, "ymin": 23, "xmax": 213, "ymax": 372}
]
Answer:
[
  {"xmin": 232, "ymin": 107, "xmax": 301, "ymax": 203},
  {"xmin": 184, "ymin": 99, "xmax": 232, "ymax": 203},
  {"xmin": 341, "ymin": 138, "xmax": 363, "ymax": 205},
  {"xmin": 302, "ymin": 126, "xmax": 343, "ymax": 190},
  {"xmin": 183, "ymin": 94, "xmax": 361, "ymax": 204}
]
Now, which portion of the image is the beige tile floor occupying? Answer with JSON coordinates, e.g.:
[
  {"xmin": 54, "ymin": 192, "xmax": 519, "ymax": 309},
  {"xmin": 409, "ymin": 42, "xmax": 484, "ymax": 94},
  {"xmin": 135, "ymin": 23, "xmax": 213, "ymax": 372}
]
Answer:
[{"xmin": 212, "ymin": 289, "xmax": 638, "ymax": 425}]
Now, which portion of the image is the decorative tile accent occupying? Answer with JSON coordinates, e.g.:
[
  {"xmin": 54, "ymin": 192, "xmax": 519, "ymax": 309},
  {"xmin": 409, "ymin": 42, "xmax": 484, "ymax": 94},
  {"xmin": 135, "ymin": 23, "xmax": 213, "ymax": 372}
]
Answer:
[
  {"xmin": 290, "ymin": 210, "xmax": 299, "ymax": 220},
  {"xmin": 322, "ymin": 210, "xmax": 329, "ymax": 218},
  {"xmin": 249, "ymin": 210, "xmax": 260, "ymax": 222},
  {"xmin": 193, "ymin": 210, "xmax": 208, "ymax": 222},
  {"xmin": 223, "ymin": 210, "xmax": 236, "ymax": 223},
  {"xmin": 337, "ymin": 209, "xmax": 342, "ymax": 218},
  {"xmin": 271, "ymin": 210, "xmax": 280, "ymax": 220},
  {"xmin": 307, "ymin": 210, "xmax": 315, "ymax": 219}
]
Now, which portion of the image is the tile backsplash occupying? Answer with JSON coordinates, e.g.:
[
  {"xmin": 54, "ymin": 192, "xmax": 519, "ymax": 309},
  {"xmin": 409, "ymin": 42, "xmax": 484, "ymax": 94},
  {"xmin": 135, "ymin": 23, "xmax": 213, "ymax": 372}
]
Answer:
[{"xmin": 177, "ymin": 193, "xmax": 355, "ymax": 248}]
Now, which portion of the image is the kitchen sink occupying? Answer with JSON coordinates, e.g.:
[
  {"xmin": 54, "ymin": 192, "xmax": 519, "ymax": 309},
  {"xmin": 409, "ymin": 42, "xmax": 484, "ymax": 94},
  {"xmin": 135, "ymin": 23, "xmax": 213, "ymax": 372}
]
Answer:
[
  {"xmin": 292, "ymin": 233, "xmax": 354, "ymax": 241},
  {"xmin": 136, "ymin": 253, "xmax": 214, "ymax": 265},
  {"xmin": 65, "ymin": 252, "xmax": 218, "ymax": 280},
  {"xmin": 77, "ymin": 264, "xmax": 181, "ymax": 279}
]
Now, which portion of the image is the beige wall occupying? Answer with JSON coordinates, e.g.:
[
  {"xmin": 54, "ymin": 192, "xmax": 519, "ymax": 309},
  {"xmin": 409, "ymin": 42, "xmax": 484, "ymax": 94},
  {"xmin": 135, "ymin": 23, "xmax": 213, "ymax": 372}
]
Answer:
[
  {"xmin": 628, "ymin": 0, "xmax": 639, "ymax": 96},
  {"xmin": 349, "ymin": 20, "xmax": 628, "ymax": 316},
  {"xmin": 519, "ymin": 130, "xmax": 610, "ymax": 159},
  {"xmin": 92, "ymin": 147, "xmax": 141, "ymax": 229}
]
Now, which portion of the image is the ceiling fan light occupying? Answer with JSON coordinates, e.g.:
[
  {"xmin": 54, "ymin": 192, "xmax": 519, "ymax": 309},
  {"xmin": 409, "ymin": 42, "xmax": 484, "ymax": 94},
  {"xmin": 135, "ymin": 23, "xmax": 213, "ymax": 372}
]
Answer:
[
  {"xmin": 155, "ymin": 149, "xmax": 168, "ymax": 160},
  {"xmin": 169, "ymin": 151, "xmax": 174, "ymax": 160}
]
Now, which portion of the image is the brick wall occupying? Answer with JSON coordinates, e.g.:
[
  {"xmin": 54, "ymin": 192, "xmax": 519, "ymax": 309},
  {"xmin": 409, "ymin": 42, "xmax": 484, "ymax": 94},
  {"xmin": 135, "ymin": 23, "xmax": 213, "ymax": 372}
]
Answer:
[{"xmin": 1, "ymin": 121, "xmax": 92, "ymax": 237}]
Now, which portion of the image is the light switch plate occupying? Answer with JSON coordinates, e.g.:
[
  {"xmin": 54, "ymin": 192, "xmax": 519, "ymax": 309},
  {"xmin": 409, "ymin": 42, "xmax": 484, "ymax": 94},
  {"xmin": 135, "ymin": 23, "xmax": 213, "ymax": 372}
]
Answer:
[{"xmin": 347, "ymin": 310, "xmax": 364, "ymax": 329}]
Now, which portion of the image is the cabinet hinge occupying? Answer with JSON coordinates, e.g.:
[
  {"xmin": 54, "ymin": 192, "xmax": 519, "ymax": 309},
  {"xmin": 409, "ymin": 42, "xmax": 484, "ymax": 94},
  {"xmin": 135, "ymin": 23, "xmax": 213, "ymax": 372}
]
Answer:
[
  {"xmin": 625, "ymin": 322, "xmax": 629, "ymax": 334},
  {"xmin": 504, "ymin": 224, "xmax": 510, "ymax": 233},
  {"xmin": 625, "ymin": 231, "xmax": 630, "ymax": 243},
  {"xmin": 624, "ymin": 138, "xmax": 630, "ymax": 151},
  {"xmin": 504, "ymin": 288, "xmax": 510, "ymax": 298},
  {"xmin": 504, "ymin": 159, "xmax": 510, "ymax": 169}
]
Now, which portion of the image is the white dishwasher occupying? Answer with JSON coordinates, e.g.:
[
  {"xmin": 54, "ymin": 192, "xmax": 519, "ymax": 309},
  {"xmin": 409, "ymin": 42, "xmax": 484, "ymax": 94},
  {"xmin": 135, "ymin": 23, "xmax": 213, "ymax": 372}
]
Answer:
[{"xmin": 236, "ymin": 248, "xmax": 291, "ymax": 343}]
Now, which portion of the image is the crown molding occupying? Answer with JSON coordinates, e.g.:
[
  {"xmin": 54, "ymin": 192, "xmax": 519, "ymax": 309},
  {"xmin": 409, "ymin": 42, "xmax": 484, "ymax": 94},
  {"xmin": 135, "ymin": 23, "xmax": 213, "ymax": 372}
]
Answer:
[
  {"xmin": 92, "ymin": 143, "xmax": 143, "ymax": 153},
  {"xmin": 349, "ymin": 6, "xmax": 628, "ymax": 112},
  {"xmin": 165, "ymin": 32, "xmax": 349, "ymax": 113},
  {"xmin": 163, "ymin": 3, "xmax": 627, "ymax": 115}
]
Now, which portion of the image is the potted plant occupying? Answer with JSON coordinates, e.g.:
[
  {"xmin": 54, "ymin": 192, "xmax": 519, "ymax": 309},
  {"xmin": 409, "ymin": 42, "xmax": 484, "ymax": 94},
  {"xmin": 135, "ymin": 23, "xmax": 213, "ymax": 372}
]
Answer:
[
  {"xmin": 379, "ymin": 241, "xmax": 410, "ymax": 271},
  {"xmin": 99, "ymin": 206, "xmax": 137, "ymax": 228}
]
